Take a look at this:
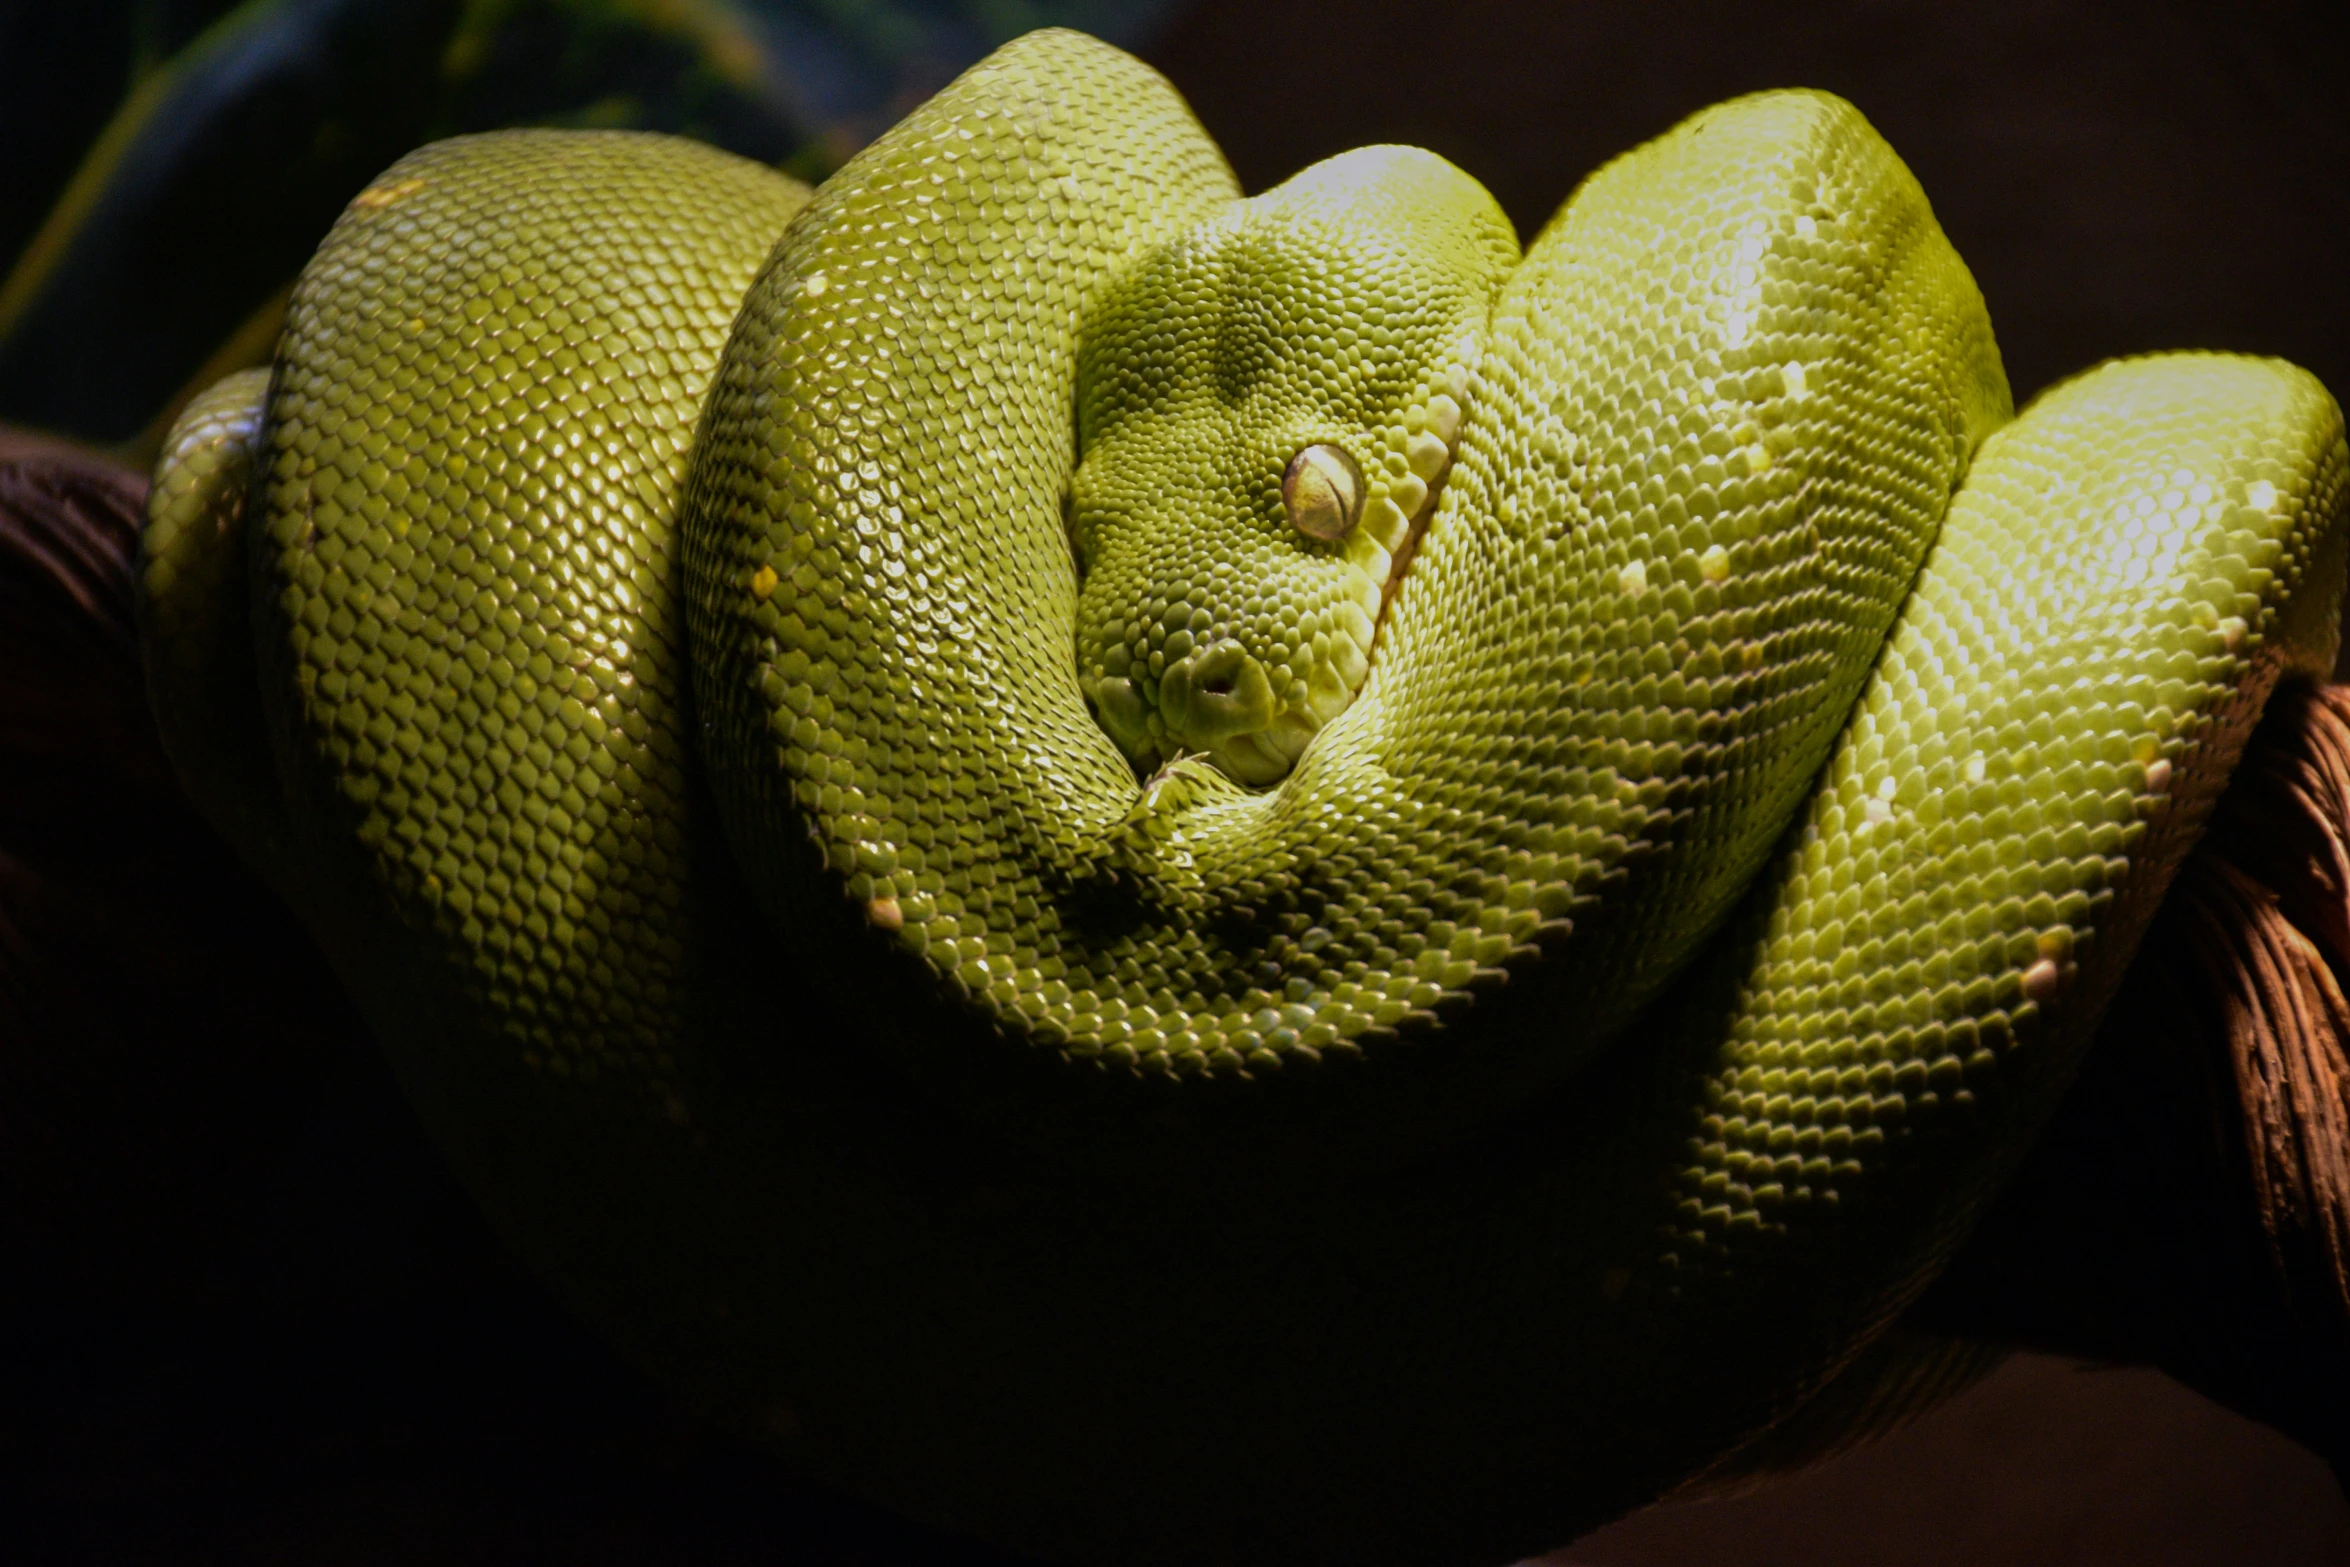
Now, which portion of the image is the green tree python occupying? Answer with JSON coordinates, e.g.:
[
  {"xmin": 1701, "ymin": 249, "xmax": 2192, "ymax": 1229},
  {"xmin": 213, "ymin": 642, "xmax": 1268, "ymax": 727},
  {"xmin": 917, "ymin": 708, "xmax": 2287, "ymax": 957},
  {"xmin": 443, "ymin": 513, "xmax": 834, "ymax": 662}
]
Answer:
[{"xmin": 133, "ymin": 27, "xmax": 2350, "ymax": 1567}]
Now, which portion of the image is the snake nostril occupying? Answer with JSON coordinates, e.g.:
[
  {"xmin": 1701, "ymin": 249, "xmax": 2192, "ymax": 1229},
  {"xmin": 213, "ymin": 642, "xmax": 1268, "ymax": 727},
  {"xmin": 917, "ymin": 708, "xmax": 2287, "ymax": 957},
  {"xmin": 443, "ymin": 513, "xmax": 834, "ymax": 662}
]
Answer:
[{"xmin": 1200, "ymin": 673, "xmax": 1234, "ymax": 696}]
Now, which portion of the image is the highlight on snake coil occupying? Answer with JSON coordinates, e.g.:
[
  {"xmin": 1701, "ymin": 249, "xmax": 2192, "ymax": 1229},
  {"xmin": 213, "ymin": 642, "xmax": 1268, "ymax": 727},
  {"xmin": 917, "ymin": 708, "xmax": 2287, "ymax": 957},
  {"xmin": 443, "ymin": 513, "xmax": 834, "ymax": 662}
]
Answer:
[{"xmin": 132, "ymin": 26, "xmax": 2349, "ymax": 1567}]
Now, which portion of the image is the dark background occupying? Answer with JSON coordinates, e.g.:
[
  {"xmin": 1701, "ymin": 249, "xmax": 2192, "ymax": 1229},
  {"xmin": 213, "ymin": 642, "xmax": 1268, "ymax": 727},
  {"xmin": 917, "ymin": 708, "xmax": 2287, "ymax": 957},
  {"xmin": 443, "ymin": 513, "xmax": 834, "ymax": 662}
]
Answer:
[
  {"xmin": 1150, "ymin": 0, "xmax": 2349, "ymax": 413},
  {"xmin": 5, "ymin": 2, "xmax": 2349, "ymax": 1562}
]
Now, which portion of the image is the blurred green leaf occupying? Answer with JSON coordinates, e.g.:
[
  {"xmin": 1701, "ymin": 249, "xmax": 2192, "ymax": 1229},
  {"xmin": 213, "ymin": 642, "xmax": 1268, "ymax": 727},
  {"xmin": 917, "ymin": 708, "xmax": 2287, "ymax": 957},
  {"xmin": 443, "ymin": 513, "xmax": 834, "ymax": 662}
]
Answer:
[{"xmin": 0, "ymin": 0, "xmax": 1181, "ymax": 455}]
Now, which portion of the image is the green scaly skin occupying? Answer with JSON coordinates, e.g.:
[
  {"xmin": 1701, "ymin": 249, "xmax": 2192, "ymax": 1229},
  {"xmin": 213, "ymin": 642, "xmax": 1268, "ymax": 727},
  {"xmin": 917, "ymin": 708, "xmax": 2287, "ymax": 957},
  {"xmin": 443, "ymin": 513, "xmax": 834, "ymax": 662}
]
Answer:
[{"xmin": 138, "ymin": 28, "xmax": 2349, "ymax": 1567}]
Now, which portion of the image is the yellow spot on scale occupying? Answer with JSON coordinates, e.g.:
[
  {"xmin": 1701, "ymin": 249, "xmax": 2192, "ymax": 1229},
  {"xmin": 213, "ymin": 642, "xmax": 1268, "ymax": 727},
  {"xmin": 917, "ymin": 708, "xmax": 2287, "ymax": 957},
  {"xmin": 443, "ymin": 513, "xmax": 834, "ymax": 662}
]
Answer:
[
  {"xmin": 750, "ymin": 563, "xmax": 779, "ymax": 599},
  {"xmin": 1698, "ymin": 544, "xmax": 1729, "ymax": 583},
  {"xmin": 867, "ymin": 896, "xmax": 903, "ymax": 931},
  {"xmin": 1406, "ymin": 430, "xmax": 1449, "ymax": 481},
  {"xmin": 352, "ymin": 176, "xmax": 427, "ymax": 211},
  {"xmin": 1618, "ymin": 560, "xmax": 1648, "ymax": 596},
  {"xmin": 1963, "ymin": 753, "xmax": 1986, "ymax": 784},
  {"xmin": 1426, "ymin": 392, "xmax": 1463, "ymax": 444}
]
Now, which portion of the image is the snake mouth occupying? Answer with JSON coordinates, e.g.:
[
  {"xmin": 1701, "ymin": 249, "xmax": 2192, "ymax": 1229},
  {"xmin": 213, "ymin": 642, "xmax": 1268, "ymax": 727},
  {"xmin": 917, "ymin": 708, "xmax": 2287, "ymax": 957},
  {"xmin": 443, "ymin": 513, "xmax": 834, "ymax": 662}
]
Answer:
[
  {"xmin": 1356, "ymin": 388, "xmax": 1461, "ymax": 655},
  {"xmin": 1260, "ymin": 374, "xmax": 1468, "ymax": 770}
]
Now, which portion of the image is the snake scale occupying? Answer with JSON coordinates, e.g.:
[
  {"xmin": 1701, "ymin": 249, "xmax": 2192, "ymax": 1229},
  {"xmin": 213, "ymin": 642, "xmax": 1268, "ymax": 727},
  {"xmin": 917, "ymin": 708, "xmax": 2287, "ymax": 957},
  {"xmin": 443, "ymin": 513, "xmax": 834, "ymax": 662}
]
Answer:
[{"xmin": 135, "ymin": 28, "xmax": 2349, "ymax": 1566}]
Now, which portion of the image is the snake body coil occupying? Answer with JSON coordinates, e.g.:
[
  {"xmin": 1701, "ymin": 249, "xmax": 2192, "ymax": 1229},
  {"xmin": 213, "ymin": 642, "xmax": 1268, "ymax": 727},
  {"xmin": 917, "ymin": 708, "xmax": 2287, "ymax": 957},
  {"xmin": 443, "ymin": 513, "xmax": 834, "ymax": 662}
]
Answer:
[{"xmin": 138, "ymin": 30, "xmax": 2349, "ymax": 1566}]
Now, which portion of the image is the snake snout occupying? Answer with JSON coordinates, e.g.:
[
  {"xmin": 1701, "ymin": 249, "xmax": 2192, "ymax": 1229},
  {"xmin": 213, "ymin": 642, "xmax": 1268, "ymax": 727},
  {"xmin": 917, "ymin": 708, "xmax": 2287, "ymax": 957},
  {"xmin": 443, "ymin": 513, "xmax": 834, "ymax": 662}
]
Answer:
[{"xmin": 1160, "ymin": 639, "xmax": 1275, "ymax": 744}]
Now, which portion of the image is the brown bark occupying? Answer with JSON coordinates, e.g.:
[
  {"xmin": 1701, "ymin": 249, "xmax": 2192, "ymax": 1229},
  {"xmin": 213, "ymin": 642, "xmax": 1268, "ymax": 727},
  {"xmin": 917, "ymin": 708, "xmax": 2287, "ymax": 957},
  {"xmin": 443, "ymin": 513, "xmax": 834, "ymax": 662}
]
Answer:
[{"xmin": 1913, "ymin": 690, "xmax": 2350, "ymax": 1483}]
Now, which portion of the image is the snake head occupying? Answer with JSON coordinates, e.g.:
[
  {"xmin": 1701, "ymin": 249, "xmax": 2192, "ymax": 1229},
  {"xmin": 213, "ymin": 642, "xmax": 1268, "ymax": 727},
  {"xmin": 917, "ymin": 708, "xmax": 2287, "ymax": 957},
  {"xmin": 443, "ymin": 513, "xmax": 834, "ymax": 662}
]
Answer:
[{"xmin": 1069, "ymin": 145, "xmax": 1518, "ymax": 786}]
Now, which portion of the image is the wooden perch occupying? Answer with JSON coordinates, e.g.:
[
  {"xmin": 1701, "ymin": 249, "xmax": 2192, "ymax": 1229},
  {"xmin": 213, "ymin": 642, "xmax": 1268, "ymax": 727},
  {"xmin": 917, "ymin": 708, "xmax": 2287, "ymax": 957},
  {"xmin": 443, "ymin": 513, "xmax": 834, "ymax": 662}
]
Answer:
[
  {"xmin": 2196, "ymin": 684, "xmax": 2350, "ymax": 1344},
  {"xmin": 1911, "ymin": 687, "xmax": 2350, "ymax": 1486}
]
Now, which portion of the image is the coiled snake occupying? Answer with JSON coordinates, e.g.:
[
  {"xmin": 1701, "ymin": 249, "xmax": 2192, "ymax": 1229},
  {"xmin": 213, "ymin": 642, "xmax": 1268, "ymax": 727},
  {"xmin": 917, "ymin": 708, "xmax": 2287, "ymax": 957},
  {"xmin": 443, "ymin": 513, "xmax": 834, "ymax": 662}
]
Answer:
[{"xmin": 136, "ymin": 28, "xmax": 2349, "ymax": 1566}]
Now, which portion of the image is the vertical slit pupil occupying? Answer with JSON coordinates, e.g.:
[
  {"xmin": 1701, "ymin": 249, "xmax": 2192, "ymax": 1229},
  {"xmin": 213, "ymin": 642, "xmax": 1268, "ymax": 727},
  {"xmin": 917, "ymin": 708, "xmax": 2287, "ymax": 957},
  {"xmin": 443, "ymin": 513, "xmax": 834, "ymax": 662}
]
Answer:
[{"xmin": 1284, "ymin": 443, "xmax": 1365, "ymax": 542}]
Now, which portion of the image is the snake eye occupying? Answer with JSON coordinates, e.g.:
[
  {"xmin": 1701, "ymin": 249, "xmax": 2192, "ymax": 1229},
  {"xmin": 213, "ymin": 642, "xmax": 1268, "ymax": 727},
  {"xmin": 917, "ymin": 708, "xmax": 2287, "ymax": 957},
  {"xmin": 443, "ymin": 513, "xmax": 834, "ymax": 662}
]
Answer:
[{"xmin": 1282, "ymin": 444, "xmax": 1366, "ymax": 543}]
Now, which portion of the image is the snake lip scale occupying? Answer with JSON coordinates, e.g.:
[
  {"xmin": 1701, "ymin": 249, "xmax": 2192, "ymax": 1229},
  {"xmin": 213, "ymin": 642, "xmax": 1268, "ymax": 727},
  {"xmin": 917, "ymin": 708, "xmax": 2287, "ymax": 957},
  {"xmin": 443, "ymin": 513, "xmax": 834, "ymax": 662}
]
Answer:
[{"xmin": 135, "ymin": 27, "xmax": 2350, "ymax": 1566}]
